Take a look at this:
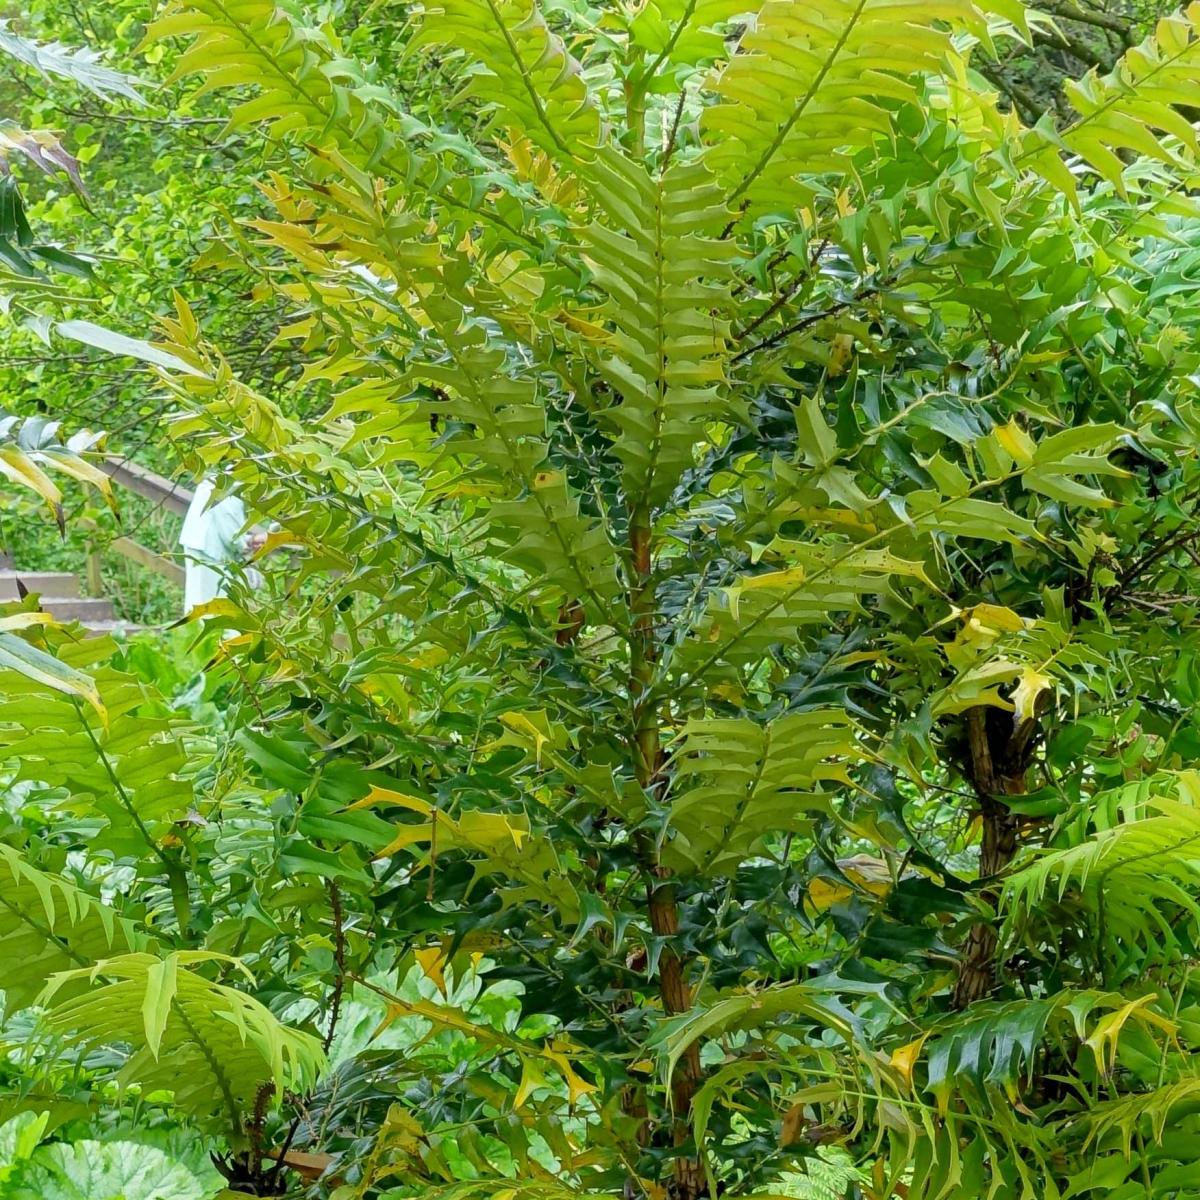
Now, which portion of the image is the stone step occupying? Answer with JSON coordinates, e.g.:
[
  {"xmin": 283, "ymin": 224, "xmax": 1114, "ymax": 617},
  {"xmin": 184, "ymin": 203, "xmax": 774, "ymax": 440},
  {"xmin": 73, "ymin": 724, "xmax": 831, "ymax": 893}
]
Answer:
[
  {"xmin": 31, "ymin": 596, "xmax": 114, "ymax": 623},
  {"xmin": 0, "ymin": 571, "xmax": 80, "ymax": 600}
]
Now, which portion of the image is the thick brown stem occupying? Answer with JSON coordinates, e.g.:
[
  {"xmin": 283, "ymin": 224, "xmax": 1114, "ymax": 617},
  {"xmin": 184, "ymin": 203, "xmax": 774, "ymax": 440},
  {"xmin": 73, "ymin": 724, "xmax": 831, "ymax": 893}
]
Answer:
[
  {"xmin": 629, "ymin": 508, "xmax": 705, "ymax": 1199},
  {"xmin": 952, "ymin": 707, "xmax": 1030, "ymax": 1009},
  {"xmin": 952, "ymin": 794, "xmax": 1019, "ymax": 1007},
  {"xmin": 648, "ymin": 882, "xmax": 702, "ymax": 1113},
  {"xmin": 649, "ymin": 881, "xmax": 705, "ymax": 1198},
  {"xmin": 630, "ymin": 509, "xmax": 659, "ymax": 785},
  {"xmin": 556, "ymin": 598, "xmax": 586, "ymax": 646}
]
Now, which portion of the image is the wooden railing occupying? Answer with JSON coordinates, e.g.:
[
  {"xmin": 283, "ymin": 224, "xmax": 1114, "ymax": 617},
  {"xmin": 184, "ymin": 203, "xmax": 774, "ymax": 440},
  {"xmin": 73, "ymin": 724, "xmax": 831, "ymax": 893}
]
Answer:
[
  {"xmin": 80, "ymin": 456, "xmax": 196, "ymax": 595},
  {"xmin": 99, "ymin": 456, "xmax": 194, "ymax": 518}
]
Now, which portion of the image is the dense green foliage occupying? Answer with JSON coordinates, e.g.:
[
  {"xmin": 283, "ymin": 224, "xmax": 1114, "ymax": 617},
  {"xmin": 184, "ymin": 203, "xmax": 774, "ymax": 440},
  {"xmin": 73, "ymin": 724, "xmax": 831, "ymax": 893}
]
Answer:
[
  {"xmin": 4, "ymin": 1, "xmax": 1200, "ymax": 1199},
  {"xmin": 0, "ymin": 0, "xmax": 294, "ymax": 617}
]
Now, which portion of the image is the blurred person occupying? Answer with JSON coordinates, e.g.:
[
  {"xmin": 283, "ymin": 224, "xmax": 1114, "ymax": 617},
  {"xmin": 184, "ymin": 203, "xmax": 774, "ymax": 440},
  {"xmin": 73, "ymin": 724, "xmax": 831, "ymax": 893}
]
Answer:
[{"xmin": 179, "ymin": 477, "xmax": 264, "ymax": 615}]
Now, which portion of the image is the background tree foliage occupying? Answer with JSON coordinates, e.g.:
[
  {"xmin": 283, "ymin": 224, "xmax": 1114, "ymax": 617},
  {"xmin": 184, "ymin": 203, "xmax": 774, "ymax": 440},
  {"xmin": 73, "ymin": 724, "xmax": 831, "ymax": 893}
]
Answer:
[{"xmin": 3, "ymin": 1, "xmax": 1200, "ymax": 1199}]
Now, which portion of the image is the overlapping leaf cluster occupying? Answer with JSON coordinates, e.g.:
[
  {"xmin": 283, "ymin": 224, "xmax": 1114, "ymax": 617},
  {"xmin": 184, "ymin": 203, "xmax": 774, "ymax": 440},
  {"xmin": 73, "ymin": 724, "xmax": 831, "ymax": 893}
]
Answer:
[
  {"xmin": 71, "ymin": 0, "xmax": 1200, "ymax": 1195},
  {"xmin": 5, "ymin": 0, "xmax": 1200, "ymax": 1196},
  {"xmin": 0, "ymin": 620, "xmax": 324, "ymax": 1165}
]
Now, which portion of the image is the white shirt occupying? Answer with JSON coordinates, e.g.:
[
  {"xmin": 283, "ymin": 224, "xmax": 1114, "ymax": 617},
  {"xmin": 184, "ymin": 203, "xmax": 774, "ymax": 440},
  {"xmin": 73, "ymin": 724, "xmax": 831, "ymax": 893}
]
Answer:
[{"xmin": 179, "ymin": 479, "xmax": 256, "ymax": 613}]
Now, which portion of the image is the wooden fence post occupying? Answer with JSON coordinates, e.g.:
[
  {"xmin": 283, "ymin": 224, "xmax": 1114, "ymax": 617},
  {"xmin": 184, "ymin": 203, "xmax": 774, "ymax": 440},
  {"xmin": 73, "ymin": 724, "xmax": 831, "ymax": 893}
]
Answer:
[{"xmin": 85, "ymin": 544, "xmax": 104, "ymax": 597}]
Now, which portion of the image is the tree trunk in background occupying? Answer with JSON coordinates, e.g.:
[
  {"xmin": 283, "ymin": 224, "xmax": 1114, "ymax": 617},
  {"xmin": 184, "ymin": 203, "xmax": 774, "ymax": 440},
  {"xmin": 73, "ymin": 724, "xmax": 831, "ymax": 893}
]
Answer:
[{"xmin": 952, "ymin": 706, "xmax": 1036, "ymax": 1009}]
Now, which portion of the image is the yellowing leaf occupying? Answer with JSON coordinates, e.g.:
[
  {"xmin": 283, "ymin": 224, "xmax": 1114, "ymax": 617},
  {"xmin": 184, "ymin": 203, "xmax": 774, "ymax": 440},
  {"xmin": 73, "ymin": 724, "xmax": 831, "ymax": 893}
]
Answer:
[
  {"xmin": 415, "ymin": 945, "xmax": 449, "ymax": 997},
  {"xmin": 0, "ymin": 447, "xmax": 63, "ymax": 526},
  {"xmin": 0, "ymin": 632, "xmax": 105, "ymax": 719},
  {"xmin": 499, "ymin": 711, "xmax": 552, "ymax": 764},
  {"xmin": 486, "ymin": 710, "xmax": 571, "ymax": 765},
  {"xmin": 780, "ymin": 1101, "xmax": 808, "ymax": 1147},
  {"xmin": 177, "ymin": 598, "xmax": 252, "ymax": 625},
  {"xmin": 253, "ymin": 530, "xmax": 298, "ymax": 557},
  {"xmin": 837, "ymin": 854, "xmax": 894, "ymax": 895},
  {"xmin": 554, "ymin": 308, "xmax": 608, "ymax": 339},
  {"xmin": 1084, "ymin": 995, "xmax": 1177, "ymax": 1074},
  {"xmin": 994, "ymin": 419, "xmax": 1036, "ymax": 467},
  {"xmin": 1012, "ymin": 667, "xmax": 1054, "ymax": 724},
  {"xmin": 827, "ymin": 331, "xmax": 855, "ymax": 377},
  {"xmin": 807, "ymin": 877, "xmax": 853, "ymax": 911},
  {"xmin": 407, "ymin": 646, "xmax": 449, "ymax": 669},
  {"xmin": 957, "ymin": 603, "xmax": 1028, "ymax": 640},
  {"xmin": 0, "ymin": 612, "xmax": 54, "ymax": 632},
  {"xmin": 547, "ymin": 1049, "xmax": 597, "ymax": 1105},
  {"xmin": 727, "ymin": 567, "xmax": 805, "ymax": 622},
  {"xmin": 348, "ymin": 786, "xmax": 432, "ymax": 815},
  {"xmin": 890, "ymin": 1036, "xmax": 928, "ymax": 1088},
  {"xmin": 932, "ymin": 658, "xmax": 1024, "ymax": 716}
]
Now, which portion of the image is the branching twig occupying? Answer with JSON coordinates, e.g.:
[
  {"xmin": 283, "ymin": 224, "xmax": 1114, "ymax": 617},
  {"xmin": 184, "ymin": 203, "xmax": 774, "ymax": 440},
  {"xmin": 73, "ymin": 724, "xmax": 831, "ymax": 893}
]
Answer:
[
  {"xmin": 732, "ymin": 288, "xmax": 877, "ymax": 363},
  {"xmin": 1041, "ymin": 0, "xmax": 1132, "ymax": 39},
  {"xmin": 323, "ymin": 880, "xmax": 346, "ymax": 1054},
  {"xmin": 660, "ymin": 87, "xmax": 688, "ymax": 172},
  {"xmin": 269, "ymin": 881, "xmax": 347, "ymax": 1189},
  {"xmin": 734, "ymin": 237, "xmax": 830, "ymax": 340}
]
